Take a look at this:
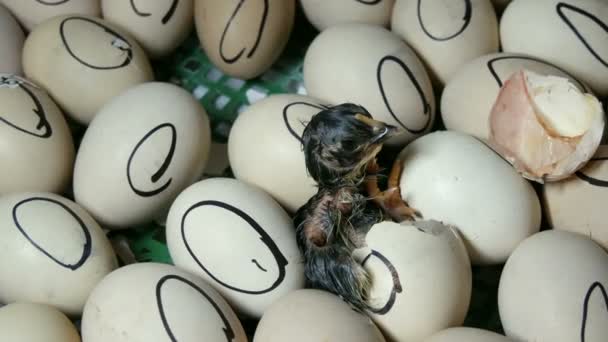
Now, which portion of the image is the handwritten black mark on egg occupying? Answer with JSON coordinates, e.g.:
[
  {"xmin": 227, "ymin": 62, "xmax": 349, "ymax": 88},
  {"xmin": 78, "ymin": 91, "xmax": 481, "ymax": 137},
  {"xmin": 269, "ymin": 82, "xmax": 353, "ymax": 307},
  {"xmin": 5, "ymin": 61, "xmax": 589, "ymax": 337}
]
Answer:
[
  {"xmin": 417, "ymin": 0, "xmax": 471, "ymax": 41},
  {"xmin": 362, "ymin": 250, "xmax": 402, "ymax": 315},
  {"xmin": 576, "ymin": 157, "xmax": 608, "ymax": 187},
  {"xmin": 130, "ymin": 0, "xmax": 179, "ymax": 25},
  {"xmin": 580, "ymin": 281, "xmax": 608, "ymax": 342},
  {"xmin": 557, "ymin": 2, "xmax": 608, "ymax": 68},
  {"xmin": 376, "ymin": 55, "xmax": 432, "ymax": 134},
  {"xmin": 35, "ymin": 0, "xmax": 70, "ymax": 5},
  {"xmin": 12, "ymin": 197, "xmax": 92, "ymax": 271},
  {"xmin": 282, "ymin": 101, "xmax": 328, "ymax": 144},
  {"xmin": 355, "ymin": 0, "xmax": 382, "ymax": 5},
  {"xmin": 156, "ymin": 274, "xmax": 236, "ymax": 342},
  {"xmin": 219, "ymin": 0, "xmax": 269, "ymax": 64},
  {"xmin": 0, "ymin": 76, "xmax": 52, "ymax": 138},
  {"xmin": 181, "ymin": 200, "xmax": 288, "ymax": 295},
  {"xmin": 126, "ymin": 123, "xmax": 177, "ymax": 197},
  {"xmin": 60, "ymin": 16, "xmax": 133, "ymax": 70}
]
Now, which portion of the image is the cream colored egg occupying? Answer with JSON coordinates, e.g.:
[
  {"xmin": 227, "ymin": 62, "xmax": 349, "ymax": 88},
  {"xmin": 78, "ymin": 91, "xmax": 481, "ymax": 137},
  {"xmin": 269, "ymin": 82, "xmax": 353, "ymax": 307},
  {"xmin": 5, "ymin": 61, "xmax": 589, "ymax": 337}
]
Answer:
[
  {"xmin": 166, "ymin": 177, "xmax": 305, "ymax": 319},
  {"xmin": 299, "ymin": 0, "xmax": 395, "ymax": 31},
  {"xmin": 253, "ymin": 289, "xmax": 386, "ymax": 342},
  {"xmin": 500, "ymin": 0, "xmax": 608, "ymax": 96},
  {"xmin": 0, "ymin": 303, "xmax": 80, "ymax": 342},
  {"xmin": 228, "ymin": 94, "xmax": 324, "ymax": 213},
  {"xmin": 22, "ymin": 14, "xmax": 153, "ymax": 125},
  {"xmin": 0, "ymin": 192, "xmax": 118, "ymax": 316},
  {"xmin": 194, "ymin": 0, "xmax": 295, "ymax": 80},
  {"xmin": 0, "ymin": 5, "xmax": 24, "ymax": 74},
  {"xmin": 543, "ymin": 145, "xmax": 608, "ymax": 250},
  {"xmin": 498, "ymin": 230, "xmax": 608, "ymax": 342},
  {"xmin": 2, "ymin": 0, "xmax": 100, "ymax": 31},
  {"xmin": 353, "ymin": 220, "xmax": 472, "ymax": 341},
  {"xmin": 304, "ymin": 23, "xmax": 435, "ymax": 146},
  {"xmin": 81, "ymin": 262, "xmax": 247, "ymax": 342},
  {"xmin": 423, "ymin": 327, "xmax": 516, "ymax": 342},
  {"xmin": 391, "ymin": 0, "xmax": 499, "ymax": 85},
  {"xmin": 441, "ymin": 52, "xmax": 589, "ymax": 141},
  {"xmin": 73, "ymin": 82, "xmax": 211, "ymax": 229},
  {"xmin": 101, "ymin": 0, "xmax": 193, "ymax": 59},
  {"xmin": 397, "ymin": 130, "xmax": 541, "ymax": 265},
  {"xmin": 0, "ymin": 74, "xmax": 74, "ymax": 195}
]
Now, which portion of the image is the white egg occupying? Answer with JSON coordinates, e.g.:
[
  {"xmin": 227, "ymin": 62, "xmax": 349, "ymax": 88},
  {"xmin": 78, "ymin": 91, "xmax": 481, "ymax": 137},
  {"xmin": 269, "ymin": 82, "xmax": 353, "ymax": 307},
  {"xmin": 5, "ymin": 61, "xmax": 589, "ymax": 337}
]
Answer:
[
  {"xmin": 353, "ymin": 220, "xmax": 472, "ymax": 341},
  {"xmin": 0, "ymin": 303, "xmax": 80, "ymax": 342},
  {"xmin": 81, "ymin": 262, "xmax": 247, "ymax": 342},
  {"xmin": 0, "ymin": 192, "xmax": 117, "ymax": 316},
  {"xmin": 498, "ymin": 230, "xmax": 608, "ymax": 342},
  {"xmin": 73, "ymin": 82, "xmax": 211, "ymax": 229},
  {"xmin": 423, "ymin": 327, "xmax": 516, "ymax": 342},
  {"xmin": 166, "ymin": 177, "xmax": 305, "ymax": 319},
  {"xmin": 304, "ymin": 23, "xmax": 436, "ymax": 146},
  {"xmin": 0, "ymin": 4, "xmax": 24, "ymax": 74},
  {"xmin": 391, "ymin": 0, "xmax": 499, "ymax": 85},
  {"xmin": 397, "ymin": 130, "xmax": 541, "ymax": 265},
  {"xmin": 500, "ymin": 0, "xmax": 608, "ymax": 96},
  {"xmin": 299, "ymin": 0, "xmax": 395, "ymax": 31},
  {"xmin": 2, "ymin": 0, "xmax": 100, "ymax": 31}
]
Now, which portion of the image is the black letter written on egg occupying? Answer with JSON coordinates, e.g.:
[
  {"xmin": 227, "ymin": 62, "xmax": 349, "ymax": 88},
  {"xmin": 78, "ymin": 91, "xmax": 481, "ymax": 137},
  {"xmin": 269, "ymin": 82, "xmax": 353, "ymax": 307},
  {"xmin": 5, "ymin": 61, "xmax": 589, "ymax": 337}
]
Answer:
[
  {"xmin": 355, "ymin": 0, "xmax": 382, "ymax": 5},
  {"xmin": 580, "ymin": 281, "xmax": 608, "ymax": 342},
  {"xmin": 417, "ymin": 0, "xmax": 471, "ymax": 41},
  {"xmin": 557, "ymin": 2, "xmax": 608, "ymax": 68},
  {"xmin": 282, "ymin": 102, "xmax": 328, "ymax": 144},
  {"xmin": 361, "ymin": 250, "xmax": 402, "ymax": 315},
  {"xmin": 35, "ymin": 0, "xmax": 70, "ymax": 5},
  {"xmin": 576, "ymin": 157, "xmax": 608, "ymax": 187},
  {"xmin": 0, "ymin": 77, "xmax": 52, "ymax": 138},
  {"xmin": 130, "ymin": 0, "xmax": 179, "ymax": 24},
  {"xmin": 219, "ymin": 0, "xmax": 269, "ymax": 64}
]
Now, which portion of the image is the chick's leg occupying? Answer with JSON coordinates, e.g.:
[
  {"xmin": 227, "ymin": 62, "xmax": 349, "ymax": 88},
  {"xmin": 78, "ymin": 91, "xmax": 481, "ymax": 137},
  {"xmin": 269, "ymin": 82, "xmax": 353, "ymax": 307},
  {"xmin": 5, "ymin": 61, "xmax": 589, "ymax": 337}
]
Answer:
[{"xmin": 373, "ymin": 159, "xmax": 420, "ymax": 222}]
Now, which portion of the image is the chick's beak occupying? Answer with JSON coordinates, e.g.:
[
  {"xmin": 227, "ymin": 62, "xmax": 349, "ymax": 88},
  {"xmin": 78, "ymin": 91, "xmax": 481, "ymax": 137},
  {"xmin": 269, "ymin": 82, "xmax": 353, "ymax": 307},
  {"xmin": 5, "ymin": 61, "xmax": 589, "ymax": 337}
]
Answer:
[{"xmin": 354, "ymin": 113, "xmax": 401, "ymax": 143}]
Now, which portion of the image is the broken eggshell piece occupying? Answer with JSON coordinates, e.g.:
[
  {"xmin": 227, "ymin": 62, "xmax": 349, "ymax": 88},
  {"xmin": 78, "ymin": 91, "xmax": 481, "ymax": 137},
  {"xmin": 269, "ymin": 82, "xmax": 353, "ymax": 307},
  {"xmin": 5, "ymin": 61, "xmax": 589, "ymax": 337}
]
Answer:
[{"xmin": 489, "ymin": 69, "xmax": 605, "ymax": 183}]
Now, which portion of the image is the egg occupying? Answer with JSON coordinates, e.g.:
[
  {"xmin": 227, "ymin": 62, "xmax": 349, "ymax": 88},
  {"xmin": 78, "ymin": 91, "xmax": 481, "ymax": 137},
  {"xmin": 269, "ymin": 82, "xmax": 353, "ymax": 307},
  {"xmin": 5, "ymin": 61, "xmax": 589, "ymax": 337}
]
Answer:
[
  {"xmin": 2, "ymin": 0, "xmax": 100, "ymax": 31},
  {"xmin": 397, "ymin": 130, "xmax": 541, "ymax": 265},
  {"xmin": 228, "ymin": 94, "xmax": 324, "ymax": 212},
  {"xmin": 0, "ymin": 192, "xmax": 118, "ymax": 316},
  {"xmin": 0, "ymin": 4, "xmax": 24, "ymax": 74},
  {"xmin": 253, "ymin": 289, "xmax": 386, "ymax": 342},
  {"xmin": 543, "ymin": 145, "xmax": 608, "ymax": 250},
  {"xmin": 304, "ymin": 23, "xmax": 436, "ymax": 146},
  {"xmin": 22, "ymin": 14, "xmax": 153, "ymax": 125},
  {"xmin": 353, "ymin": 220, "xmax": 472, "ymax": 341},
  {"xmin": 194, "ymin": 0, "xmax": 295, "ymax": 80},
  {"xmin": 441, "ymin": 52, "xmax": 590, "ymax": 141},
  {"xmin": 101, "ymin": 0, "xmax": 193, "ymax": 59},
  {"xmin": 0, "ymin": 74, "xmax": 74, "ymax": 195},
  {"xmin": 299, "ymin": 0, "xmax": 395, "ymax": 31},
  {"xmin": 500, "ymin": 0, "xmax": 608, "ymax": 96},
  {"xmin": 0, "ymin": 303, "xmax": 80, "ymax": 342},
  {"xmin": 498, "ymin": 230, "xmax": 608, "ymax": 342},
  {"xmin": 81, "ymin": 262, "xmax": 247, "ymax": 342},
  {"xmin": 423, "ymin": 327, "xmax": 516, "ymax": 342},
  {"xmin": 166, "ymin": 177, "xmax": 305, "ymax": 319},
  {"xmin": 391, "ymin": 0, "xmax": 499, "ymax": 85},
  {"xmin": 73, "ymin": 82, "xmax": 211, "ymax": 229}
]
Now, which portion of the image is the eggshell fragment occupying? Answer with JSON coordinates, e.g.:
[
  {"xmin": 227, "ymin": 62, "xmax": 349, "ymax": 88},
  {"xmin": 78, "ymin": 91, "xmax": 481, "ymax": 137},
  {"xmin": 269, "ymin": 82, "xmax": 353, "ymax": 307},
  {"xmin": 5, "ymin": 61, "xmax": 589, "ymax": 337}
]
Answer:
[
  {"xmin": 0, "ymin": 303, "xmax": 80, "ymax": 342},
  {"xmin": 299, "ymin": 0, "xmax": 395, "ymax": 31},
  {"xmin": 423, "ymin": 327, "xmax": 516, "ymax": 342},
  {"xmin": 0, "ymin": 4, "xmax": 24, "ymax": 74},
  {"xmin": 2, "ymin": 0, "xmax": 100, "ymax": 31}
]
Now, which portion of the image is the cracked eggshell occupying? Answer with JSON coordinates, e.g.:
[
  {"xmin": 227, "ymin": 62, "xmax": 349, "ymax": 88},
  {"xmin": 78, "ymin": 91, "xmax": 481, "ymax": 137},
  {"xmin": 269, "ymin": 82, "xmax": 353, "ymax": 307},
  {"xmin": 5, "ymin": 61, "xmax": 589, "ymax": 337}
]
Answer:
[
  {"xmin": 2, "ymin": 0, "xmax": 100, "ymax": 31},
  {"xmin": 500, "ymin": 0, "xmax": 608, "ymax": 97},
  {"xmin": 22, "ymin": 14, "xmax": 153, "ymax": 125},
  {"xmin": 73, "ymin": 82, "xmax": 211, "ymax": 229},
  {"xmin": 165, "ymin": 177, "xmax": 305, "ymax": 319},
  {"xmin": 397, "ymin": 130, "xmax": 541, "ymax": 265},
  {"xmin": 299, "ymin": 0, "xmax": 395, "ymax": 31},
  {"xmin": 0, "ymin": 5, "xmax": 24, "ymax": 74},
  {"xmin": 81, "ymin": 262, "xmax": 247, "ymax": 342},
  {"xmin": 0, "ymin": 74, "xmax": 74, "ymax": 195},
  {"xmin": 423, "ymin": 327, "xmax": 516, "ymax": 342},
  {"xmin": 498, "ymin": 230, "xmax": 608, "ymax": 342},
  {"xmin": 228, "ymin": 94, "xmax": 323, "ymax": 213},
  {"xmin": 391, "ymin": 0, "xmax": 499, "ymax": 85},
  {"xmin": 304, "ymin": 23, "xmax": 436, "ymax": 146},
  {"xmin": 0, "ymin": 192, "xmax": 118, "ymax": 316},
  {"xmin": 353, "ymin": 220, "xmax": 472, "ymax": 342},
  {"xmin": 0, "ymin": 303, "xmax": 80, "ymax": 342}
]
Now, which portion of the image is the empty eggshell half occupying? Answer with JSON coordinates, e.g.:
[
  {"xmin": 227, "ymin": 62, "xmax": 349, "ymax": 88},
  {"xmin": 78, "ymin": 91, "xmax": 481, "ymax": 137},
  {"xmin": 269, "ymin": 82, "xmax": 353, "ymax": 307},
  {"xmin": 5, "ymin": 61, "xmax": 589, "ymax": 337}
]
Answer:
[
  {"xmin": 253, "ymin": 289, "xmax": 386, "ymax": 342},
  {"xmin": 353, "ymin": 220, "xmax": 472, "ymax": 342},
  {"xmin": 81, "ymin": 262, "xmax": 247, "ymax": 342},
  {"xmin": 0, "ymin": 5, "xmax": 24, "ymax": 74},
  {"xmin": 498, "ymin": 230, "xmax": 608, "ymax": 342},
  {"xmin": 0, "ymin": 303, "xmax": 80, "ymax": 342},
  {"xmin": 423, "ymin": 327, "xmax": 517, "ymax": 342},
  {"xmin": 397, "ymin": 130, "xmax": 542, "ymax": 265},
  {"xmin": 488, "ymin": 69, "xmax": 605, "ymax": 183},
  {"xmin": 73, "ymin": 82, "xmax": 211, "ymax": 229},
  {"xmin": 2, "ymin": 0, "xmax": 100, "ymax": 31},
  {"xmin": 299, "ymin": 0, "xmax": 395, "ymax": 31},
  {"xmin": 166, "ymin": 177, "xmax": 305, "ymax": 319}
]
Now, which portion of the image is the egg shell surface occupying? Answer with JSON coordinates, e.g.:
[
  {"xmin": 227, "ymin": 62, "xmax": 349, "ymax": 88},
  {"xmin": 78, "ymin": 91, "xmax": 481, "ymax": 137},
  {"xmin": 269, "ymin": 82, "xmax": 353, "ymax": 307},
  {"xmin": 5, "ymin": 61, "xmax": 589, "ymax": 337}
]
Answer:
[
  {"xmin": 0, "ymin": 4, "xmax": 24, "ymax": 74},
  {"xmin": 0, "ymin": 303, "xmax": 80, "ymax": 342},
  {"xmin": 2, "ymin": 0, "xmax": 100, "ymax": 31},
  {"xmin": 423, "ymin": 327, "xmax": 517, "ymax": 342},
  {"xmin": 299, "ymin": 0, "xmax": 395, "ymax": 31}
]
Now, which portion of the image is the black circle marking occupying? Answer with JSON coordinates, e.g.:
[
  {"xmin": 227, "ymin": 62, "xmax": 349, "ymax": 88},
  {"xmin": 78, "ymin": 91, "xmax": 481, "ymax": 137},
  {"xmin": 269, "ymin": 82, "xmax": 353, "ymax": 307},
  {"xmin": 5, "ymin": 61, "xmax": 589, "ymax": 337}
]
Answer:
[
  {"xmin": 417, "ymin": 0, "xmax": 471, "ymax": 41},
  {"xmin": 355, "ymin": 0, "xmax": 382, "ymax": 4},
  {"xmin": 362, "ymin": 250, "xmax": 402, "ymax": 315},
  {"xmin": 130, "ymin": 0, "xmax": 179, "ymax": 24},
  {"xmin": 12, "ymin": 197, "xmax": 92, "ymax": 271},
  {"xmin": 581, "ymin": 281, "xmax": 608, "ymax": 342},
  {"xmin": 576, "ymin": 157, "xmax": 608, "ymax": 187},
  {"xmin": 376, "ymin": 55, "xmax": 432, "ymax": 134},
  {"xmin": 156, "ymin": 274, "xmax": 236, "ymax": 342},
  {"xmin": 557, "ymin": 2, "xmax": 608, "ymax": 68},
  {"xmin": 219, "ymin": 0, "xmax": 269, "ymax": 64},
  {"xmin": 127, "ymin": 123, "xmax": 177, "ymax": 197},
  {"xmin": 0, "ymin": 76, "xmax": 52, "ymax": 138},
  {"xmin": 282, "ymin": 101, "xmax": 328, "ymax": 144},
  {"xmin": 60, "ymin": 16, "xmax": 133, "ymax": 70},
  {"xmin": 181, "ymin": 200, "xmax": 289, "ymax": 295},
  {"xmin": 35, "ymin": 0, "xmax": 70, "ymax": 5}
]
